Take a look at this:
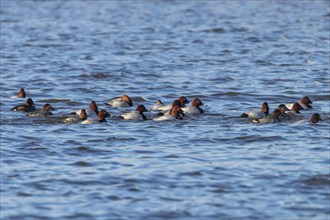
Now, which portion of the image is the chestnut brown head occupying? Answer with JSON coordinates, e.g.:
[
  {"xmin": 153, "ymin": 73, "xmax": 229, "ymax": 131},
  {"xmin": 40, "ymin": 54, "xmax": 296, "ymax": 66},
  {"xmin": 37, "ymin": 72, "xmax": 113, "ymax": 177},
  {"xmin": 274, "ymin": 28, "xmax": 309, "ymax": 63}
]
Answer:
[
  {"xmin": 98, "ymin": 109, "xmax": 110, "ymax": 122},
  {"xmin": 172, "ymin": 100, "xmax": 183, "ymax": 108},
  {"xmin": 79, "ymin": 109, "xmax": 87, "ymax": 120},
  {"xmin": 102, "ymin": 109, "xmax": 110, "ymax": 118},
  {"xmin": 301, "ymin": 96, "xmax": 312, "ymax": 105},
  {"xmin": 41, "ymin": 103, "xmax": 54, "ymax": 112},
  {"xmin": 136, "ymin": 104, "xmax": 148, "ymax": 113},
  {"xmin": 122, "ymin": 95, "xmax": 133, "ymax": 107},
  {"xmin": 272, "ymin": 109, "xmax": 281, "ymax": 118},
  {"xmin": 277, "ymin": 104, "xmax": 289, "ymax": 113},
  {"xmin": 291, "ymin": 103, "xmax": 303, "ymax": 113},
  {"xmin": 171, "ymin": 106, "xmax": 185, "ymax": 119},
  {"xmin": 178, "ymin": 96, "xmax": 189, "ymax": 106},
  {"xmin": 26, "ymin": 98, "xmax": 35, "ymax": 106},
  {"xmin": 311, "ymin": 113, "xmax": 321, "ymax": 123},
  {"xmin": 261, "ymin": 102, "xmax": 269, "ymax": 115},
  {"xmin": 18, "ymin": 88, "xmax": 26, "ymax": 98},
  {"xmin": 192, "ymin": 98, "xmax": 204, "ymax": 107},
  {"xmin": 89, "ymin": 101, "xmax": 98, "ymax": 111}
]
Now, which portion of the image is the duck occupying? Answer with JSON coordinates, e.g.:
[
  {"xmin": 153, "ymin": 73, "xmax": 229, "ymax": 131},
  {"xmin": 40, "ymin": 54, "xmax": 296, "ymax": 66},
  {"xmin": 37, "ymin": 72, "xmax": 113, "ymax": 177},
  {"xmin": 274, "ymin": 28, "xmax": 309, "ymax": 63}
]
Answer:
[
  {"xmin": 182, "ymin": 98, "xmax": 204, "ymax": 114},
  {"xmin": 120, "ymin": 105, "xmax": 148, "ymax": 121},
  {"xmin": 80, "ymin": 109, "xmax": 110, "ymax": 124},
  {"xmin": 17, "ymin": 88, "xmax": 26, "ymax": 98},
  {"xmin": 11, "ymin": 98, "xmax": 36, "ymax": 112},
  {"xmin": 170, "ymin": 106, "xmax": 185, "ymax": 120},
  {"xmin": 150, "ymin": 100, "xmax": 164, "ymax": 111},
  {"xmin": 290, "ymin": 103, "xmax": 304, "ymax": 113},
  {"xmin": 178, "ymin": 96, "xmax": 190, "ymax": 107},
  {"xmin": 64, "ymin": 109, "xmax": 88, "ymax": 123},
  {"xmin": 252, "ymin": 109, "xmax": 281, "ymax": 124},
  {"xmin": 158, "ymin": 99, "xmax": 184, "ymax": 116},
  {"xmin": 276, "ymin": 104, "xmax": 290, "ymax": 119},
  {"xmin": 153, "ymin": 99, "xmax": 186, "ymax": 118},
  {"xmin": 277, "ymin": 104, "xmax": 290, "ymax": 114},
  {"xmin": 105, "ymin": 95, "xmax": 133, "ymax": 108},
  {"xmin": 311, "ymin": 113, "xmax": 321, "ymax": 123},
  {"xmin": 153, "ymin": 106, "xmax": 185, "ymax": 121},
  {"xmin": 281, "ymin": 103, "xmax": 304, "ymax": 121},
  {"xmin": 150, "ymin": 96, "xmax": 189, "ymax": 112},
  {"xmin": 27, "ymin": 103, "xmax": 55, "ymax": 117},
  {"xmin": 169, "ymin": 99, "xmax": 184, "ymax": 110},
  {"xmin": 75, "ymin": 100, "xmax": 99, "ymax": 118},
  {"xmin": 241, "ymin": 102, "xmax": 269, "ymax": 119},
  {"xmin": 286, "ymin": 96, "xmax": 313, "ymax": 110},
  {"xmin": 10, "ymin": 88, "xmax": 26, "ymax": 98}
]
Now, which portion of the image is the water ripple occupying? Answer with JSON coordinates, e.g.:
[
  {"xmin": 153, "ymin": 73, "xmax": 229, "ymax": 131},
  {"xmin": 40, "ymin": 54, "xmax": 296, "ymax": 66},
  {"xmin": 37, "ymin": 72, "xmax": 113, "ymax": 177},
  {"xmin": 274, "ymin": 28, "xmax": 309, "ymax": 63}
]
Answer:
[{"xmin": 1, "ymin": 1, "xmax": 329, "ymax": 220}]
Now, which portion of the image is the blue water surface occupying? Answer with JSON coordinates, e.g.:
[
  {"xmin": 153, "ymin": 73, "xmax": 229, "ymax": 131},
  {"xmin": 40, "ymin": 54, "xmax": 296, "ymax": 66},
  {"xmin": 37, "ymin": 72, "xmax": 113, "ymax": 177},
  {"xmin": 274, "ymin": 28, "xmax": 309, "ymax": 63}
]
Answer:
[{"xmin": 1, "ymin": 1, "xmax": 330, "ymax": 219}]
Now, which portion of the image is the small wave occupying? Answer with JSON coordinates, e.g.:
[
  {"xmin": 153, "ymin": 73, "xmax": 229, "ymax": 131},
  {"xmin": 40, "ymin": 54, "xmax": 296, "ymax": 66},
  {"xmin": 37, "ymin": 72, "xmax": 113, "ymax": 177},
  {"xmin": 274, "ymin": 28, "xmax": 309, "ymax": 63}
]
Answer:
[
  {"xmin": 255, "ymin": 59, "xmax": 273, "ymax": 66},
  {"xmin": 234, "ymin": 135, "xmax": 287, "ymax": 143},
  {"xmin": 78, "ymin": 72, "xmax": 113, "ymax": 79},
  {"xmin": 75, "ymin": 146, "xmax": 99, "ymax": 153},
  {"xmin": 0, "ymin": 19, "xmax": 19, "ymax": 23},
  {"xmin": 163, "ymin": 154, "xmax": 180, "ymax": 158},
  {"xmin": 133, "ymin": 150, "xmax": 156, "ymax": 154},
  {"xmin": 38, "ymin": 44, "xmax": 65, "ymax": 48},
  {"xmin": 16, "ymin": 192, "xmax": 32, "ymax": 197},
  {"xmin": 159, "ymin": 196, "xmax": 183, "ymax": 202},
  {"xmin": 246, "ymin": 36, "xmax": 262, "ymax": 43},
  {"xmin": 107, "ymin": 195, "xmax": 121, "ymax": 201},
  {"xmin": 302, "ymin": 174, "xmax": 330, "ymax": 186},
  {"xmin": 178, "ymin": 171, "xmax": 203, "ymax": 176},
  {"xmin": 106, "ymin": 136, "xmax": 136, "ymax": 141},
  {"xmin": 203, "ymin": 27, "xmax": 226, "ymax": 33},
  {"xmin": 231, "ymin": 27, "xmax": 249, "ymax": 32},
  {"xmin": 148, "ymin": 210, "xmax": 192, "ymax": 219},
  {"xmin": 37, "ymin": 99, "xmax": 71, "ymax": 103},
  {"xmin": 70, "ymin": 161, "xmax": 92, "ymax": 167},
  {"xmin": 211, "ymin": 92, "xmax": 243, "ymax": 97},
  {"xmin": 64, "ymin": 213, "xmax": 94, "ymax": 219}
]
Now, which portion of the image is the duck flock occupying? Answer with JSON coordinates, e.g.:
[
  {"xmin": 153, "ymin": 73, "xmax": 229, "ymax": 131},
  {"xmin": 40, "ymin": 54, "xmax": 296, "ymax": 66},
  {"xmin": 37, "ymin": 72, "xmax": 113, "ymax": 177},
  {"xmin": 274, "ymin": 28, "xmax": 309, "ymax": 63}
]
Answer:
[{"xmin": 10, "ymin": 88, "xmax": 322, "ymax": 124}]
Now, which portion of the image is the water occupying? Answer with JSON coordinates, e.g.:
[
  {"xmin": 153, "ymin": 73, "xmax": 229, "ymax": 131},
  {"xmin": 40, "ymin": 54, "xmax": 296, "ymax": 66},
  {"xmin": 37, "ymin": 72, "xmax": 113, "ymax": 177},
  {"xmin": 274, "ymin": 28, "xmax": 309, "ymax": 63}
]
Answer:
[{"xmin": 1, "ymin": 0, "xmax": 330, "ymax": 219}]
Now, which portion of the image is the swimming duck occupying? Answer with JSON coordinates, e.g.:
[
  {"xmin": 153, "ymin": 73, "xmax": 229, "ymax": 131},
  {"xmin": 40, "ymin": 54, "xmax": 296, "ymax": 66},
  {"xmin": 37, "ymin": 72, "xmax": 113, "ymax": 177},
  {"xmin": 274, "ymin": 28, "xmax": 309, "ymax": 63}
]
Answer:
[
  {"xmin": 17, "ymin": 88, "xmax": 26, "ymax": 98},
  {"xmin": 151, "ymin": 96, "xmax": 189, "ymax": 112},
  {"xmin": 241, "ymin": 102, "xmax": 269, "ymax": 119},
  {"xmin": 279, "ymin": 103, "xmax": 304, "ymax": 121},
  {"xmin": 64, "ymin": 109, "xmax": 88, "ymax": 123},
  {"xmin": 80, "ymin": 109, "xmax": 110, "ymax": 124},
  {"xmin": 171, "ymin": 106, "xmax": 185, "ymax": 119},
  {"xmin": 178, "ymin": 96, "xmax": 190, "ymax": 107},
  {"xmin": 153, "ymin": 99, "xmax": 186, "ymax": 118},
  {"xmin": 11, "ymin": 98, "xmax": 36, "ymax": 112},
  {"xmin": 252, "ymin": 109, "xmax": 281, "ymax": 124},
  {"xmin": 120, "ymin": 105, "xmax": 148, "ymax": 121},
  {"xmin": 75, "ymin": 100, "xmax": 99, "ymax": 118},
  {"xmin": 105, "ymin": 95, "xmax": 133, "ymax": 108},
  {"xmin": 153, "ymin": 106, "xmax": 185, "ymax": 121},
  {"xmin": 27, "ymin": 103, "xmax": 55, "ymax": 117},
  {"xmin": 277, "ymin": 104, "xmax": 290, "ymax": 114},
  {"xmin": 182, "ymin": 98, "xmax": 204, "ymax": 114},
  {"xmin": 150, "ymin": 100, "xmax": 164, "ymax": 111},
  {"xmin": 311, "ymin": 113, "xmax": 321, "ymax": 123},
  {"xmin": 286, "ymin": 96, "xmax": 313, "ymax": 110}
]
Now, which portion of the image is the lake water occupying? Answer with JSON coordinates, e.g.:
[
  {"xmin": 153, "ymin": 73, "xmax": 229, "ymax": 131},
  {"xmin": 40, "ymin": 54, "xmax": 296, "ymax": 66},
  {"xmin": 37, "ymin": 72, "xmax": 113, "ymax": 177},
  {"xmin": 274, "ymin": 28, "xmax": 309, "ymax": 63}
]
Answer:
[{"xmin": 1, "ymin": 0, "xmax": 330, "ymax": 219}]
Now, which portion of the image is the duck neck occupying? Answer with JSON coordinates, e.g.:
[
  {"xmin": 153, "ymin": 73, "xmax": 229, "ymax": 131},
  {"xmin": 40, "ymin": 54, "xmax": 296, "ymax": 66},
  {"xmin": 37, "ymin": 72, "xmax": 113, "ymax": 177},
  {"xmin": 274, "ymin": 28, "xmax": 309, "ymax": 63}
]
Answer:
[
  {"xmin": 98, "ymin": 118, "xmax": 106, "ymax": 123},
  {"xmin": 139, "ymin": 112, "xmax": 147, "ymax": 120},
  {"xmin": 197, "ymin": 106, "xmax": 204, "ymax": 113}
]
